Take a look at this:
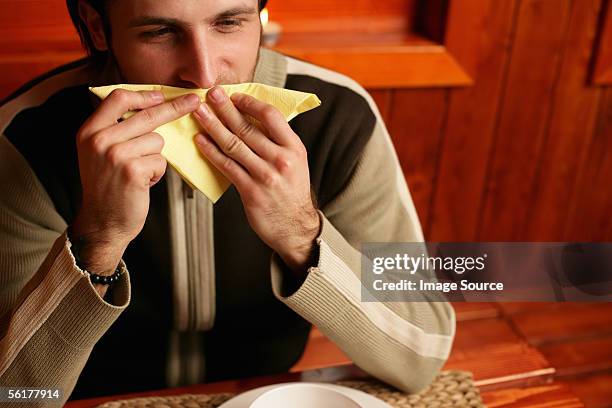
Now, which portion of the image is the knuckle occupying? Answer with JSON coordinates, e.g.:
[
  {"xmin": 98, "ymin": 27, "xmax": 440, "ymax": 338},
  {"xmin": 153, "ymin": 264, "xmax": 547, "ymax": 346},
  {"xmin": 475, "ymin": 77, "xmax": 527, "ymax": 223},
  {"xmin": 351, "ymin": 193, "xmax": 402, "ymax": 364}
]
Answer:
[
  {"xmin": 222, "ymin": 137, "xmax": 243, "ymax": 156},
  {"xmin": 262, "ymin": 171, "xmax": 280, "ymax": 188},
  {"xmin": 138, "ymin": 108, "xmax": 156, "ymax": 127},
  {"xmin": 262, "ymin": 106, "xmax": 280, "ymax": 123},
  {"xmin": 123, "ymin": 161, "xmax": 143, "ymax": 182},
  {"xmin": 236, "ymin": 120, "xmax": 255, "ymax": 139},
  {"xmin": 240, "ymin": 96, "xmax": 254, "ymax": 112},
  {"xmin": 90, "ymin": 132, "xmax": 109, "ymax": 155},
  {"xmin": 171, "ymin": 96, "xmax": 191, "ymax": 114},
  {"xmin": 221, "ymin": 157, "xmax": 236, "ymax": 173},
  {"xmin": 150, "ymin": 132, "xmax": 165, "ymax": 151},
  {"xmin": 106, "ymin": 144, "xmax": 126, "ymax": 166},
  {"xmin": 274, "ymin": 155, "xmax": 293, "ymax": 174},
  {"xmin": 110, "ymin": 89, "xmax": 130, "ymax": 105}
]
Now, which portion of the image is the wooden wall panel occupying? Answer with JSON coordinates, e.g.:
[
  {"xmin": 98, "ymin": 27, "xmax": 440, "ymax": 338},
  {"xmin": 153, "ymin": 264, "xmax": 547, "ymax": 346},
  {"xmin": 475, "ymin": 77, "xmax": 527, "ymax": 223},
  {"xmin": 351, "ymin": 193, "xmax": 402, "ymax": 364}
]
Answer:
[
  {"xmin": 267, "ymin": 0, "xmax": 415, "ymax": 18},
  {"xmin": 478, "ymin": 0, "xmax": 572, "ymax": 241},
  {"xmin": 524, "ymin": 0, "xmax": 604, "ymax": 241},
  {"xmin": 429, "ymin": 0, "xmax": 517, "ymax": 241},
  {"xmin": 564, "ymin": 88, "xmax": 612, "ymax": 241},
  {"xmin": 0, "ymin": 0, "xmax": 80, "ymax": 53},
  {"xmin": 592, "ymin": 0, "xmax": 612, "ymax": 85},
  {"xmin": 369, "ymin": 90, "xmax": 393, "ymax": 124},
  {"xmin": 386, "ymin": 89, "xmax": 448, "ymax": 235}
]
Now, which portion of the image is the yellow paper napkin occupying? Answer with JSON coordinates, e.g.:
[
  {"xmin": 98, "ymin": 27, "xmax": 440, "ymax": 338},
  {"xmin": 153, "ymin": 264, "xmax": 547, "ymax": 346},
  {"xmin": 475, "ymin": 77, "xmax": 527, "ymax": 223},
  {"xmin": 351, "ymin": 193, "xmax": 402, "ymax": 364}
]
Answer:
[{"xmin": 89, "ymin": 83, "xmax": 321, "ymax": 203}]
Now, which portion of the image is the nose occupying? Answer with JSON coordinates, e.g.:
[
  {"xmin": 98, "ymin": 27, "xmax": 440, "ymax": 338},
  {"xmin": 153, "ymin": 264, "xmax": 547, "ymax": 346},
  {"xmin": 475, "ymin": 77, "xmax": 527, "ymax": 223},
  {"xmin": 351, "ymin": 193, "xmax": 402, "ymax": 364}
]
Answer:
[{"xmin": 176, "ymin": 31, "xmax": 218, "ymax": 89}]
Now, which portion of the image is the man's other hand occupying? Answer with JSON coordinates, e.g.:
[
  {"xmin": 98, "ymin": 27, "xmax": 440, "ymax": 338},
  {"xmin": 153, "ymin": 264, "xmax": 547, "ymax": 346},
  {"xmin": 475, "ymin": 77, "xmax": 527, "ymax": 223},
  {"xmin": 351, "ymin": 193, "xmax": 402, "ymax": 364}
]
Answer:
[{"xmin": 194, "ymin": 87, "xmax": 321, "ymax": 275}]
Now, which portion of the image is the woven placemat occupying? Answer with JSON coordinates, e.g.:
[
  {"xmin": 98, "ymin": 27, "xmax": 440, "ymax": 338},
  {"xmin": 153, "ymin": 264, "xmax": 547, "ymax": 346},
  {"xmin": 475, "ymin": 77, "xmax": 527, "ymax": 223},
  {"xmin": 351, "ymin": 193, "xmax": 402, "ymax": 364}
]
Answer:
[{"xmin": 97, "ymin": 370, "xmax": 484, "ymax": 408}]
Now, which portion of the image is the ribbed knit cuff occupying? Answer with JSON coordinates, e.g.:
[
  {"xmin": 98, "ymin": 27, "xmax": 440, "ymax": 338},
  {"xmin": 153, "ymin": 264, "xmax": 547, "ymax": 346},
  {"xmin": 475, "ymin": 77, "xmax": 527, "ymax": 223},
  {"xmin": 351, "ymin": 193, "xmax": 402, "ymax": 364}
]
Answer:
[
  {"xmin": 46, "ymin": 233, "xmax": 130, "ymax": 350},
  {"xmin": 270, "ymin": 211, "xmax": 361, "ymax": 304}
]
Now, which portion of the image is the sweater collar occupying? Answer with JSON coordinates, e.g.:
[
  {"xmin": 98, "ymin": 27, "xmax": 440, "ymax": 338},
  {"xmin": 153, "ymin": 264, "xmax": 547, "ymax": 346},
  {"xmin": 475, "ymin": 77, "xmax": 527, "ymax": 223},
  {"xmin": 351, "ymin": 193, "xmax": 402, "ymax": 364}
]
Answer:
[{"xmin": 253, "ymin": 48, "xmax": 287, "ymax": 88}]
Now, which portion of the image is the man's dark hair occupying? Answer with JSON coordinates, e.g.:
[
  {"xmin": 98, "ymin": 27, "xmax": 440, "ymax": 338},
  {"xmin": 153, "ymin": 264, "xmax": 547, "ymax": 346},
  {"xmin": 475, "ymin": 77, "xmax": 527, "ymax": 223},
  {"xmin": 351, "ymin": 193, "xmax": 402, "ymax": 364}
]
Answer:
[{"xmin": 66, "ymin": 0, "xmax": 269, "ymax": 63}]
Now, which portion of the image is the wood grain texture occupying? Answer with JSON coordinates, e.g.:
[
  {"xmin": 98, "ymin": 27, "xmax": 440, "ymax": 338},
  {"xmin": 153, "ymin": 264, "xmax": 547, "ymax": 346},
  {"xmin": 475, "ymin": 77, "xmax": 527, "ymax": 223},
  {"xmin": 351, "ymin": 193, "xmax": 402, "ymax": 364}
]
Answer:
[
  {"xmin": 592, "ymin": 0, "xmax": 612, "ymax": 85},
  {"xmin": 386, "ymin": 89, "xmax": 448, "ymax": 234},
  {"xmin": 451, "ymin": 317, "xmax": 522, "ymax": 351},
  {"xmin": 274, "ymin": 41, "xmax": 472, "ymax": 89},
  {"xmin": 567, "ymin": 372, "xmax": 612, "ymax": 408},
  {"xmin": 451, "ymin": 302, "xmax": 501, "ymax": 321},
  {"xmin": 540, "ymin": 334, "xmax": 612, "ymax": 377},
  {"xmin": 524, "ymin": 0, "xmax": 604, "ymax": 241},
  {"xmin": 369, "ymin": 90, "xmax": 393, "ymax": 123},
  {"xmin": 564, "ymin": 87, "xmax": 612, "ymax": 241},
  {"xmin": 446, "ymin": 317, "xmax": 553, "ymax": 389},
  {"xmin": 266, "ymin": 0, "xmax": 417, "ymax": 24},
  {"xmin": 428, "ymin": 0, "xmax": 518, "ymax": 241},
  {"xmin": 0, "ymin": 0, "xmax": 80, "ymax": 52},
  {"xmin": 497, "ymin": 301, "xmax": 567, "ymax": 315},
  {"xmin": 508, "ymin": 303, "xmax": 612, "ymax": 346},
  {"xmin": 482, "ymin": 384, "xmax": 585, "ymax": 408},
  {"xmin": 478, "ymin": 0, "xmax": 572, "ymax": 241}
]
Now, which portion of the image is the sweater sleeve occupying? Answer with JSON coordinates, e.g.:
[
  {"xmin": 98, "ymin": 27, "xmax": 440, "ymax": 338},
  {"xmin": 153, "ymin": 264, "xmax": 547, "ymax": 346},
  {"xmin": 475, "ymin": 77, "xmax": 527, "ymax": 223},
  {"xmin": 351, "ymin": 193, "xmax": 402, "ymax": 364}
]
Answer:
[
  {"xmin": 270, "ymin": 118, "xmax": 456, "ymax": 393},
  {"xmin": 0, "ymin": 135, "xmax": 130, "ymax": 406}
]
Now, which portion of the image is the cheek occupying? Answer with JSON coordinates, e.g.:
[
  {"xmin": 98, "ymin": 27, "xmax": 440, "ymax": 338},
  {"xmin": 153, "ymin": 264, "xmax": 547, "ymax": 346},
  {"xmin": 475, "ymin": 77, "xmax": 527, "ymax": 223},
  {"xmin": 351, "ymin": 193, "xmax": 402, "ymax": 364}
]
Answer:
[
  {"xmin": 113, "ymin": 41, "xmax": 180, "ymax": 83},
  {"xmin": 219, "ymin": 29, "xmax": 261, "ymax": 81}
]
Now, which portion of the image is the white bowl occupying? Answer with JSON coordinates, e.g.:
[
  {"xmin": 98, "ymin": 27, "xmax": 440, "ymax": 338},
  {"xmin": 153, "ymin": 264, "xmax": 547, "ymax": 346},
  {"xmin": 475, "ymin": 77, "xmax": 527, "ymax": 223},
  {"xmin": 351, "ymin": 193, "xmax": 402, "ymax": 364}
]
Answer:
[{"xmin": 249, "ymin": 383, "xmax": 361, "ymax": 408}]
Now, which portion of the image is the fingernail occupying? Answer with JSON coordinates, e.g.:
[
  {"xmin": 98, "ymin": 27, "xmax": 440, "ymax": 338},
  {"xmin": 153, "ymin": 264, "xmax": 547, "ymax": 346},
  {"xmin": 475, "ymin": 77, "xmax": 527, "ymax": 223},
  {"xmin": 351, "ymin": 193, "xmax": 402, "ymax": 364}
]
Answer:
[
  {"xmin": 196, "ymin": 103, "xmax": 211, "ymax": 119},
  {"xmin": 184, "ymin": 93, "xmax": 201, "ymax": 106},
  {"xmin": 151, "ymin": 91, "xmax": 164, "ymax": 102},
  {"xmin": 208, "ymin": 87, "xmax": 226, "ymax": 103}
]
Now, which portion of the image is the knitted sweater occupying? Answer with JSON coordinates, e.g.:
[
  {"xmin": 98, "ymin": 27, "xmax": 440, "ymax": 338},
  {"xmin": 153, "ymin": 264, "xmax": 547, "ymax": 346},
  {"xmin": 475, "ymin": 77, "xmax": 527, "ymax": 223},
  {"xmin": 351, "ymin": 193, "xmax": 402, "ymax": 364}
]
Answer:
[{"xmin": 0, "ymin": 48, "xmax": 455, "ymax": 404}]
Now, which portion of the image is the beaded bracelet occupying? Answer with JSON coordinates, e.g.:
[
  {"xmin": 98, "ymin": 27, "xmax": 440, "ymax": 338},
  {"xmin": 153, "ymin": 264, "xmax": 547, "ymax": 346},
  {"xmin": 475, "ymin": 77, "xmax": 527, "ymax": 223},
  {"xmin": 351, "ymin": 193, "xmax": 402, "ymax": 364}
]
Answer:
[{"xmin": 88, "ymin": 266, "xmax": 123, "ymax": 285}]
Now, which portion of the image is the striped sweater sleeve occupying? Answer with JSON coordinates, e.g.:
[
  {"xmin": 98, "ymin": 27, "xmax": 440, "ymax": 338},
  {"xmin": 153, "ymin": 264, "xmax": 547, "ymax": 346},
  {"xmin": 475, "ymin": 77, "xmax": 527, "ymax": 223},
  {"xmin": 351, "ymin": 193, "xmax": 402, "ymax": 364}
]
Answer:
[
  {"xmin": 270, "ymin": 116, "xmax": 456, "ymax": 393},
  {"xmin": 0, "ymin": 134, "xmax": 130, "ymax": 405}
]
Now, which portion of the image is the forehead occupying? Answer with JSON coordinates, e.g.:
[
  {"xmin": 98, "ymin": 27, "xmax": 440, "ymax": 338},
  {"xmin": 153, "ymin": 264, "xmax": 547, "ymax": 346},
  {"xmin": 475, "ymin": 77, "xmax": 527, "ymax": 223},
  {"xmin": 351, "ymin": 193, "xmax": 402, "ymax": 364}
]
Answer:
[{"xmin": 110, "ymin": 0, "xmax": 259, "ymax": 20}]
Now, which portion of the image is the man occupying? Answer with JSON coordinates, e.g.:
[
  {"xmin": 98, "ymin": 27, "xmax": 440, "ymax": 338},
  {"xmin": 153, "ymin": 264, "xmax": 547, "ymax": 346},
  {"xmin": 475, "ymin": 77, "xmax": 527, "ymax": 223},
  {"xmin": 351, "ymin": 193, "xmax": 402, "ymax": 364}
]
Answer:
[{"xmin": 0, "ymin": 0, "xmax": 455, "ymax": 403}]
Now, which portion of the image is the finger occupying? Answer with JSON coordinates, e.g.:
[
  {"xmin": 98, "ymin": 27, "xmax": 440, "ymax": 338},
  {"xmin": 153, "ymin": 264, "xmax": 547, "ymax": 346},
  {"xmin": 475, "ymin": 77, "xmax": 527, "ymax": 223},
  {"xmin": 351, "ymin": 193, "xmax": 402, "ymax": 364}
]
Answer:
[
  {"xmin": 206, "ymin": 86, "xmax": 280, "ymax": 160},
  {"xmin": 230, "ymin": 93, "xmax": 297, "ymax": 147},
  {"xmin": 106, "ymin": 132, "xmax": 165, "ymax": 166},
  {"xmin": 131, "ymin": 154, "xmax": 168, "ymax": 188},
  {"xmin": 112, "ymin": 93, "xmax": 201, "ymax": 143},
  {"xmin": 193, "ymin": 103, "xmax": 269, "ymax": 180},
  {"xmin": 194, "ymin": 132, "xmax": 251, "ymax": 190},
  {"xmin": 85, "ymin": 90, "xmax": 165, "ymax": 136}
]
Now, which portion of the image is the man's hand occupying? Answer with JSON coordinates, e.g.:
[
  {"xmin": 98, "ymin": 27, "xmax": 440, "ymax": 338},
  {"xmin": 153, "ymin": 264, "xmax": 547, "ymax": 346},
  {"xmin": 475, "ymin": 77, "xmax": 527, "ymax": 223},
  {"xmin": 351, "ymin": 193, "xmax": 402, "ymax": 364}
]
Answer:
[
  {"xmin": 194, "ymin": 87, "xmax": 321, "ymax": 275},
  {"xmin": 72, "ymin": 89, "xmax": 200, "ymax": 295}
]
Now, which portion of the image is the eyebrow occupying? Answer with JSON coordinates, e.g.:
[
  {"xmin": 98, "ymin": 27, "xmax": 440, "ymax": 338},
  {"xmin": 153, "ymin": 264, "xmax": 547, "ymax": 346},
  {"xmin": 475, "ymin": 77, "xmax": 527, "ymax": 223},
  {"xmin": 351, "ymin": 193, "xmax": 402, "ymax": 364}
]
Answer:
[{"xmin": 128, "ymin": 7, "xmax": 259, "ymax": 28}]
